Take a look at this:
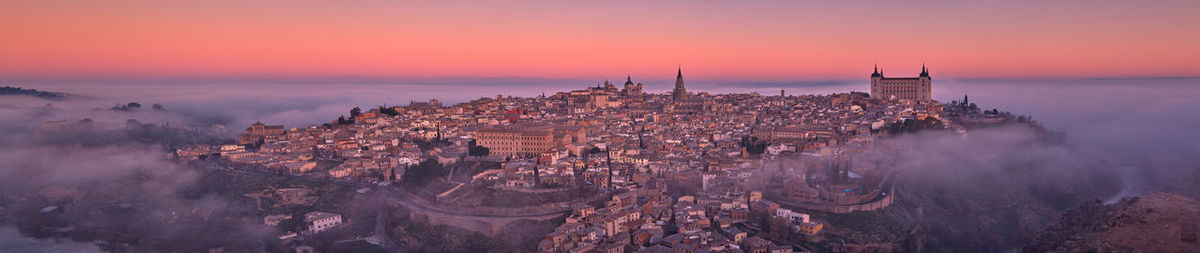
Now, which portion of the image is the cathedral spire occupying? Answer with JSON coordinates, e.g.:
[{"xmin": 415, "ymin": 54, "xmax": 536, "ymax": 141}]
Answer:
[{"xmin": 673, "ymin": 66, "xmax": 687, "ymax": 102}]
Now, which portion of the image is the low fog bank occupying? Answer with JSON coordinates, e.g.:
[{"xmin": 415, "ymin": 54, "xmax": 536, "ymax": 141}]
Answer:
[
  {"xmin": 895, "ymin": 126, "xmax": 1121, "ymax": 211},
  {"xmin": 11, "ymin": 81, "xmax": 578, "ymax": 134},
  {"xmin": 0, "ymin": 126, "xmax": 280, "ymax": 250},
  {"xmin": 936, "ymin": 78, "xmax": 1200, "ymax": 202},
  {"xmin": 0, "ymin": 226, "xmax": 102, "ymax": 252},
  {"xmin": 0, "ymin": 95, "xmax": 276, "ymax": 251},
  {"xmin": 899, "ymin": 127, "xmax": 1091, "ymax": 248},
  {"xmin": 825, "ymin": 78, "xmax": 1200, "ymax": 251},
  {"xmin": 829, "ymin": 123, "xmax": 1196, "ymax": 251}
]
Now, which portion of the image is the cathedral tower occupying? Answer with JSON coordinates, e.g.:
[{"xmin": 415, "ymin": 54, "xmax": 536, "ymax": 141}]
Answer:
[{"xmin": 672, "ymin": 67, "xmax": 687, "ymax": 102}]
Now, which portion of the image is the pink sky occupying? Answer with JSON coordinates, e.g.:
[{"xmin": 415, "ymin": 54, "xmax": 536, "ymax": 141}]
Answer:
[{"xmin": 2, "ymin": 0, "xmax": 1197, "ymax": 80}]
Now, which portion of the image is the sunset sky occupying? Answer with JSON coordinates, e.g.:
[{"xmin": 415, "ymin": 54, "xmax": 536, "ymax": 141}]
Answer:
[{"xmin": 2, "ymin": 0, "xmax": 1197, "ymax": 81}]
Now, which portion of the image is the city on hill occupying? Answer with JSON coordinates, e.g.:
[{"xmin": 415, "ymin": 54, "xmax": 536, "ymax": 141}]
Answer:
[
  {"xmin": 157, "ymin": 66, "xmax": 1037, "ymax": 252},
  {"xmin": 4, "ymin": 1, "xmax": 1198, "ymax": 252}
]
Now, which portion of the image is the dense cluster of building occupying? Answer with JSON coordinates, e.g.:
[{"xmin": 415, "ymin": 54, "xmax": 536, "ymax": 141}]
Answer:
[
  {"xmin": 541, "ymin": 188, "xmax": 826, "ymax": 252},
  {"xmin": 176, "ymin": 67, "xmax": 946, "ymax": 251}
]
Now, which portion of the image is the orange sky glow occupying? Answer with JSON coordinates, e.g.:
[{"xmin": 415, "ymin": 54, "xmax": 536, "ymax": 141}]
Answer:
[{"xmin": 2, "ymin": 0, "xmax": 1198, "ymax": 80}]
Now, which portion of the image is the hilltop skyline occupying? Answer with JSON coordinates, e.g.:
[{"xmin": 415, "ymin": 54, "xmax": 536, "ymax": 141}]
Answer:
[{"xmin": 3, "ymin": 0, "xmax": 1198, "ymax": 80}]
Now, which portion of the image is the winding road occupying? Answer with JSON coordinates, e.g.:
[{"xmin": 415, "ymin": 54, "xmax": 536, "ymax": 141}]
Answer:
[{"xmin": 384, "ymin": 186, "xmax": 570, "ymax": 218}]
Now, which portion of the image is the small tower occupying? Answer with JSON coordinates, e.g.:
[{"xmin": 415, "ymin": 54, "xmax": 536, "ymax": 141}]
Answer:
[
  {"xmin": 918, "ymin": 64, "xmax": 932, "ymax": 100},
  {"xmin": 869, "ymin": 65, "xmax": 883, "ymax": 99}
]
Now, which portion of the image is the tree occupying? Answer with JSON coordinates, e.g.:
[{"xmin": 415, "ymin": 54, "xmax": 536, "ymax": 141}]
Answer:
[
  {"xmin": 127, "ymin": 102, "xmax": 142, "ymax": 109},
  {"xmin": 739, "ymin": 136, "xmax": 768, "ymax": 154},
  {"xmin": 350, "ymin": 107, "xmax": 362, "ymax": 118},
  {"xmin": 746, "ymin": 141, "xmax": 768, "ymax": 155},
  {"xmin": 402, "ymin": 159, "xmax": 446, "ymax": 185},
  {"xmin": 469, "ymin": 145, "xmax": 490, "ymax": 157},
  {"xmin": 276, "ymin": 215, "xmax": 306, "ymax": 233},
  {"xmin": 888, "ymin": 117, "xmax": 945, "ymax": 134}
]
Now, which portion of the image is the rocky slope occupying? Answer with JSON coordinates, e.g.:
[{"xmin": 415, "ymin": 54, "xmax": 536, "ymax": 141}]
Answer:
[{"xmin": 1024, "ymin": 193, "xmax": 1200, "ymax": 252}]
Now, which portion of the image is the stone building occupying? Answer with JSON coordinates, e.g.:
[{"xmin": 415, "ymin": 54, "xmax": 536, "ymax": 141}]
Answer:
[
  {"xmin": 870, "ymin": 64, "xmax": 932, "ymax": 101},
  {"xmin": 304, "ymin": 211, "xmax": 342, "ymax": 234},
  {"xmin": 238, "ymin": 121, "xmax": 285, "ymax": 146},
  {"xmin": 474, "ymin": 124, "xmax": 585, "ymax": 158}
]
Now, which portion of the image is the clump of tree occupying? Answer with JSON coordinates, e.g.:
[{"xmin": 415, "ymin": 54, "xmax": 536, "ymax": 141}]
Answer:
[
  {"xmin": 739, "ymin": 136, "xmax": 769, "ymax": 155},
  {"xmin": 335, "ymin": 115, "xmax": 354, "ymax": 125},
  {"xmin": 350, "ymin": 107, "xmax": 362, "ymax": 118},
  {"xmin": 887, "ymin": 117, "xmax": 945, "ymax": 134},
  {"xmin": 402, "ymin": 159, "xmax": 446, "ymax": 186},
  {"xmin": 377, "ymin": 106, "xmax": 400, "ymax": 116},
  {"xmin": 110, "ymin": 102, "xmax": 144, "ymax": 111},
  {"xmin": 467, "ymin": 139, "xmax": 490, "ymax": 157},
  {"xmin": 275, "ymin": 212, "xmax": 309, "ymax": 234}
]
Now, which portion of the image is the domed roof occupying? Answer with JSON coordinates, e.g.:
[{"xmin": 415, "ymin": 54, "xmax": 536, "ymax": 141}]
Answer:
[{"xmin": 624, "ymin": 76, "xmax": 634, "ymax": 85}]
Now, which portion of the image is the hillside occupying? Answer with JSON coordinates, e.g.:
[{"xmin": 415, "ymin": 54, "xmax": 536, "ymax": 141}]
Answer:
[{"xmin": 1024, "ymin": 193, "xmax": 1200, "ymax": 252}]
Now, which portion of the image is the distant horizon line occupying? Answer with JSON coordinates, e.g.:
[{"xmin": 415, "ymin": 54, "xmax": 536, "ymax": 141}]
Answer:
[{"xmin": 3, "ymin": 75, "xmax": 1198, "ymax": 86}]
